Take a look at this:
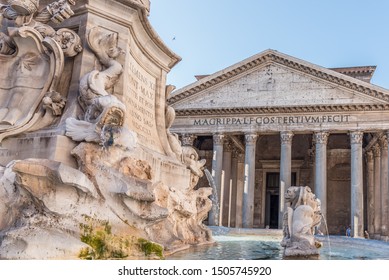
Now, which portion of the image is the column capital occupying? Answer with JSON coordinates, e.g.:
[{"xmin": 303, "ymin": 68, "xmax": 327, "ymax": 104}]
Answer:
[
  {"xmin": 224, "ymin": 140, "xmax": 233, "ymax": 152},
  {"xmin": 231, "ymin": 147, "xmax": 240, "ymax": 158},
  {"xmin": 366, "ymin": 150, "xmax": 374, "ymax": 162},
  {"xmin": 314, "ymin": 131, "xmax": 329, "ymax": 144},
  {"xmin": 244, "ymin": 133, "xmax": 258, "ymax": 145},
  {"xmin": 372, "ymin": 143, "xmax": 381, "ymax": 157},
  {"xmin": 350, "ymin": 131, "xmax": 364, "ymax": 144},
  {"xmin": 213, "ymin": 133, "xmax": 225, "ymax": 145},
  {"xmin": 379, "ymin": 135, "xmax": 388, "ymax": 150},
  {"xmin": 237, "ymin": 152, "xmax": 245, "ymax": 163},
  {"xmin": 181, "ymin": 133, "xmax": 197, "ymax": 146},
  {"xmin": 280, "ymin": 131, "xmax": 294, "ymax": 144}
]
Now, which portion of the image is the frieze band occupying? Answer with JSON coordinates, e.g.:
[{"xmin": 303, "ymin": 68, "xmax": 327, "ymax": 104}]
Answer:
[{"xmin": 193, "ymin": 114, "xmax": 350, "ymax": 126}]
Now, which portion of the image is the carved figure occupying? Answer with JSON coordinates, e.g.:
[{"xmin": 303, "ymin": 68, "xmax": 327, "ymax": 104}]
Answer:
[
  {"xmin": 281, "ymin": 186, "xmax": 322, "ymax": 257},
  {"xmin": 65, "ymin": 27, "xmax": 134, "ymax": 147},
  {"xmin": 0, "ymin": 0, "xmax": 81, "ymax": 142},
  {"xmin": 165, "ymin": 85, "xmax": 183, "ymax": 160},
  {"xmin": 0, "ymin": 0, "xmax": 75, "ymax": 26}
]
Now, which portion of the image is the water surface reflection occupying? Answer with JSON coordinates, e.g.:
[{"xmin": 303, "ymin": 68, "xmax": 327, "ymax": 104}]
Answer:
[{"xmin": 167, "ymin": 234, "xmax": 389, "ymax": 260}]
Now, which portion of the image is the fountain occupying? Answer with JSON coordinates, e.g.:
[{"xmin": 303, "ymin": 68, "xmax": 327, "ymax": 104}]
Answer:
[
  {"xmin": 0, "ymin": 0, "xmax": 213, "ymax": 259},
  {"xmin": 280, "ymin": 186, "xmax": 322, "ymax": 259},
  {"xmin": 167, "ymin": 185, "xmax": 389, "ymax": 260},
  {"xmin": 204, "ymin": 168, "xmax": 220, "ymax": 226},
  {"xmin": 166, "ymin": 227, "xmax": 389, "ymax": 260}
]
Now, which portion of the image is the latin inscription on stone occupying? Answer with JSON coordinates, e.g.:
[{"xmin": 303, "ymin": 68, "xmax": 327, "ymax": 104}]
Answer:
[
  {"xmin": 193, "ymin": 114, "xmax": 351, "ymax": 126},
  {"xmin": 125, "ymin": 55, "xmax": 162, "ymax": 152}
]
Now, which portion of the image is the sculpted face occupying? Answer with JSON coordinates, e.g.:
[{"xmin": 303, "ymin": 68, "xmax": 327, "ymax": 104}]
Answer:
[{"xmin": 285, "ymin": 187, "xmax": 300, "ymax": 203}]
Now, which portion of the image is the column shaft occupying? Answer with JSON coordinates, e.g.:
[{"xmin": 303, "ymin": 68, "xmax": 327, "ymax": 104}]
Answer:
[
  {"xmin": 350, "ymin": 131, "xmax": 364, "ymax": 237},
  {"xmin": 382, "ymin": 135, "xmax": 389, "ymax": 236},
  {"xmin": 235, "ymin": 153, "xmax": 245, "ymax": 228},
  {"xmin": 279, "ymin": 131, "xmax": 293, "ymax": 229},
  {"xmin": 209, "ymin": 133, "xmax": 224, "ymax": 226},
  {"xmin": 366, "ymin": 150, "xmax": 375, "ymax": 234},
  {"xmin": 373, "ymin": 144, "xmax": 382, "ymax": 237},
  {"xmin": 314, "ymin": 132, "xmax": 329, "ymax": 232},
  {"xmin": 242, "ymin": 133, "xmax": 258, "ymax": 228},
  {"xmin": 230, "ymin": 150, "xmax": 239, "ymax": 227},
  {"xmin": 221, "ymin": 143, "xmax": 232, "ymax": 226}
]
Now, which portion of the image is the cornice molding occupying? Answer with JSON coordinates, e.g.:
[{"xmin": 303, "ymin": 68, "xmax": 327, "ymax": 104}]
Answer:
[
  {"xmin": 168, "ymin": 50, "xmax": 389, "ymax": 105},
  {"xmin": 174, "ymin": 103, "xmax": 389, "ymax": 116}
]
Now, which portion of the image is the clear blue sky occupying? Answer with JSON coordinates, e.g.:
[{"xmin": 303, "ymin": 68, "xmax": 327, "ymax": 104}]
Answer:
[{"xmin": 149, "ymin": 0, "xmax": 389, "ymax": 90}]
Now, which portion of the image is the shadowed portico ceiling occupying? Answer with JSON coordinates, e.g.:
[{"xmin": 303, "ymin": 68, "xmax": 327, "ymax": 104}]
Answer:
[{"xmin": 168, "ymin": 49, "xmax": 389, "ymax": 115}]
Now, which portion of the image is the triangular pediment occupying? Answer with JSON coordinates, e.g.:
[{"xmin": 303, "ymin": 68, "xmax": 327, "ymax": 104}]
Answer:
[{"xmin": 169, "ymin": 50, "xmax": 389, "ymax": 114}]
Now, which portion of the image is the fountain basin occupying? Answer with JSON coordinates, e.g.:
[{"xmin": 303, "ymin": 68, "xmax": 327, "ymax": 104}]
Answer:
[{"xmin": 167, "ymin": 227, "xmax": 389, "ymax": 260}]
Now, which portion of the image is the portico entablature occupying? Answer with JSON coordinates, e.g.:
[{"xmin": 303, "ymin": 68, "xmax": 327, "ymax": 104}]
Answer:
[{"xmin": 170, "ymin": 110, "xmax": 389, "ymax": 135}]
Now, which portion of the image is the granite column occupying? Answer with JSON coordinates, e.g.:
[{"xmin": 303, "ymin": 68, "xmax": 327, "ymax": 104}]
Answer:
[
  {"xmin": 279, "ymin": 131, "xmax": 294, "ymax": 229},
  {"xmin": 314, "ymin": 131, "xmax": 329, "ymax": 233},
  {"xmin": 242, "ymin": 133, "xmax": 258, "ymax": 228},
  {"xmin": 366, "ymin": 150, "xmax": 375, "ymax": 235},
  {"xmin": 221, "ymin": 141, "xmax": 232, "ymax": 226},
  {"xmin": 373, "ymin": 144, "xmax": 382, "ymax": 237},
  {"xmin": 209, "ymin": 133, "xmax": 224, "ymax": 226},
  {"xmin": 229, "ymin": 149, "xmax": 239, "ymax": 227},
  {"xmin": 235, "ymin": 153, "xmax": 245, "ymax": 228},
  {"xmin": 350, "ymin": 131, "xmax": 364, "ymax": 237}
]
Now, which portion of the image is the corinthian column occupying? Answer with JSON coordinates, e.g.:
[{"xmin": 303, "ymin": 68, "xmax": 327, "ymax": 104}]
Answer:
[
  {"xmin": 373, "ymin": 144, "xmax": 382, "ymax": 237},
  {"xmin": 279, "ymin": 131, "xmax": 293, "ymax": 229},
  {"xmin": 382, "ymin": 133, "xmax": 389, "ymax": 237},
  {"xmin": 235, "ymin": 153, "xmax": 245, "ymax": 228},
  {"xmin": 366, "ymin": 150, "xmax": 374, "ymax": 235},
  {"xmin": 229, "ymin": 149, "xmax": 239, "ymax": 227},
  {"xmin": 221, "ymin": 141, "xmax": 232, "ymax": 226},
  {"xmin": 350, "ymin": 131, "xmax": 364, "ymax": 237},
  {"xmin": 314, "ymin": 131, "xmax": 329, "ymax": 232},
  {"xmin": 242, "ymin": 133, "xmax": 258, "ymax": 228},
  {"xmin": 209, "ymin": 133, "xmax": 224, "ymax": 226}
]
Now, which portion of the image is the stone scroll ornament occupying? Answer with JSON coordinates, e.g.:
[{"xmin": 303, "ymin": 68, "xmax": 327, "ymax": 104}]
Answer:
[
  {"xmin": 0, "ymin": 0, "xmax": 82, "ymax": 142},
  {"xmin": 281, "ymin": 186, "xmax": 323, "ymax": 258},
  {"xmin": 65, "ymin": 27, "xmax": 137, "ymax": 150}
]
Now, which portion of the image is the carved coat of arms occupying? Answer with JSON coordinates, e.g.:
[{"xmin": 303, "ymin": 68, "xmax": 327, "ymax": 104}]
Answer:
[{"xmin": 0, "ymin": 0, "xmax": 81, "ymax": 142}]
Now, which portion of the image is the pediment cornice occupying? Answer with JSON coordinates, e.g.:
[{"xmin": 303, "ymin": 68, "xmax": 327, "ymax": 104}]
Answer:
[
  {"xmin": 168, "ymin": 49, "xmax": 389, "ymax": 105},
  {"xmin": 175, "ymin": 103, "xmax": 389, "ymax": 117}
]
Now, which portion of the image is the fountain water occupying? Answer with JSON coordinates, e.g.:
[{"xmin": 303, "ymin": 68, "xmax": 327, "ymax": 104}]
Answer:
[
  {"xmin": 167, "ymin": 227, "xmax": 389, "ymax": 260},
  {"xmin": 205, "ymin": 169, "xmax": 220, "ymax": 225},
  {"xmin": 320, "ymin": 213, "xmax": 332, "ymax": 259}
]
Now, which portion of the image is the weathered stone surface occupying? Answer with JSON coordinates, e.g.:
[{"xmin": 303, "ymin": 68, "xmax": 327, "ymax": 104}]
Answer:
[
  {"xmin": 281, "ymin": 186, "xmax": 322, "ymax": 257},
  {"xmin": 0, "ymin": 0, "xmax": 212, "ymax": 259}
]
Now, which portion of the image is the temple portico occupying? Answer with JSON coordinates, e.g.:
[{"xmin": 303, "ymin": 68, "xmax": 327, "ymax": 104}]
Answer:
[{"xmin": 168, "ymin": 50, "xmax": 389, "ymax": 240}]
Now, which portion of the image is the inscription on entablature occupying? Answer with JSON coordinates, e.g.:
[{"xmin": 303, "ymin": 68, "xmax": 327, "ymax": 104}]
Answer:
[
  {"xmin": 193, "ymin": 114, "xmax": 350, "ymax": 126},
  {"xmin": 125, "ymin": 55, "xmax": 163, "ymax": 152}
]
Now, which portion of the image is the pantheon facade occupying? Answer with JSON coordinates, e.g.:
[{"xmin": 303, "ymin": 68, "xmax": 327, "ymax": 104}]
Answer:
[{"xmin": 168, "ymin": 50, "xmax": 389, "ymax": 240}]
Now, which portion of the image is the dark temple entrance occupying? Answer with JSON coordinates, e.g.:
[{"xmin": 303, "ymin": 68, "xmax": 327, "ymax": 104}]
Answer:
[{"xmin": 265, "ymin": 172, "xmax": 296, "ymax": 228}]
